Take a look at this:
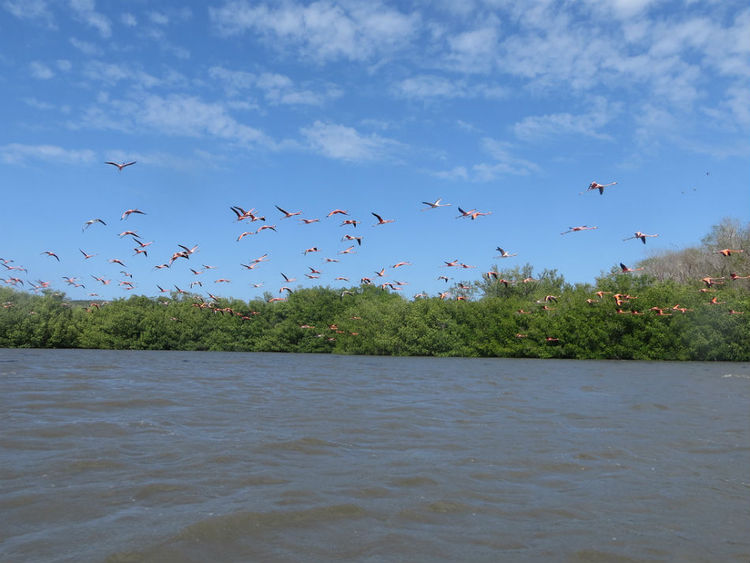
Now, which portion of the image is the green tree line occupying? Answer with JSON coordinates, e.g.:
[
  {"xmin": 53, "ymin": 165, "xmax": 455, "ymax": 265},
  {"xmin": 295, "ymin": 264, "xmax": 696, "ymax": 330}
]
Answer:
[{"xmin": 2, "ymin": 265, "xmax": 748, "ymax": 360}]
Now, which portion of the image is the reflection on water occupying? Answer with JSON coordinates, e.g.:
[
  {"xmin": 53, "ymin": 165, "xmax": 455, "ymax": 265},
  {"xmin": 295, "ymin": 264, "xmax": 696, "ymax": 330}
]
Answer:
[{"xmin": 1, "ymin": 349, "xmax": 749, "ymax": 562}]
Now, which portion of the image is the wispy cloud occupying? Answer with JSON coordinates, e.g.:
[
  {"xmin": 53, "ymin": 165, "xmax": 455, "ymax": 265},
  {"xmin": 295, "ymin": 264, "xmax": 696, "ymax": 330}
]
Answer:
[
  {"xmin": 300, "ymin": 120, "xmax": 401, "ymax": 161},
  {"xmin": 121, "ymin": 12, "xmax": 136, "ymax": 26},
  {"xmin": 394, "ymin": 74, "xmax": 507, "ymax": 100},
  {"xmin": 0, "ymin": 143, "xmax": 96, "ymax": 165},
  {"xmin": 2, "ymin": 0, "xmax": 54, "ymax": 26},
  {"xmin": 69, "ymin": 0, "xmax": 111, "ymax": 38},
  {"xmin": 69, "ymin": 37, "xmax": 100, "ymax": 55},
  {"xmin": 210, "ymin": 0, "xmax": 419, "ymax": 62},
  {"xmin": 432, "ymin": 138, "xmax": 539, "ymax": 182},
  {"xmin": 513, "ymin": 97, "xmax": 619, "ymax": 141},
  {"xmin": 29, "ymin": 61, "xmax": 54, "ymax": 79},
  {"xmin": 76, "ymin": 93, "xmax": 271, "ymax": 148},
  {"xmin": 209, "ymin": 66, "xmax": 341, "ymax": 106}
]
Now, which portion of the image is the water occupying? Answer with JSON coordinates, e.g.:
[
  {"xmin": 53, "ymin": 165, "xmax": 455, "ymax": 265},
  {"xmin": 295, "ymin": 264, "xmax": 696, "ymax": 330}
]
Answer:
[{"xmin": 1, "ymin": 349, "xmax": 748, "ymax": 562}]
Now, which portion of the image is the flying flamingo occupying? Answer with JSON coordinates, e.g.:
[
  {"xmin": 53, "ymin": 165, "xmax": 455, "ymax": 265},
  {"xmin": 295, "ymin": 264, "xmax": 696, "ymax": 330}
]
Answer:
[
  {"xmin": 581, "ymin": 181, "xmax": 617, "ymax": 195},
  {"xmin": 41, "ymin": 251, "xmax": 60, "ymax": 261},
  {"xmin": 342, "ymin": 234, "xmax": 362, "ymax": 245},
  {"xmin": 340, "ymin": 219, "xmax": 359, "ymax": 228},
  {"xmin": 717, "ymin": 249, "xmax": 744, "ymax": 256},
  {"xmin": 392, "ymin": 261, "xmax": 411, "ymax": 268},
  {"xmin": 495, "ymin": 247, "xmax": 517, "ymax": 258},
  {"xmin": 237, "ymin": 231, "xmax": 255, "ymax": 241},
  {"xmin": 620, "ymin": 263, "xmax": 644, "ymax": 273},
  {"xmin": 82, "ymin": 218, "xmax": 106, "ymax": 231},
  {"xmin": 303, "ymin": 247, "xmax": 319, "ymax": 255},
  {"xmin": 701, "ymin": 276, "xmax": 724, "ymax": 287},
  {"xmin": 371, "ymin": 212, "xmax": 395, "ymax": 226},
  {"xmin": 231, "ymin": 206, "xmax": 264, "ymax": 222},
  {"xmin": 457, "ymin": 207, "xmax": 491, "ymax": 220},
  {"xmin": 624, "ymin": 232, "xmax": 659, "ymax": 244},
  {"xmin": 281, "ymin": 273, "xmax": 297, "ymax": 283},
  {"xmin": 327, "ymin": 209, "xmax": 348, "ymax": 217},
  {"xmin": 80, "ymin": 249, "xmax": 97, "ymax": 259},
  {"xmin": 300, "ymin": 218, "xmax": 320, "ymax": 224},
  {"xmin": 421, "ymin": 198, "xmax": 451, "ymax": 210},
  {"xmin": 561, "ymin": 226, "xmax": 598, "ymax": 235},
  {"xmin": 121, "ymin": 209, "xmax": 145, "ymax": 220},
  {"xmin": 275, "ymin": 205, "xmax": 302, "ymax": 219},
  {"xmin": 105, "ymin": 160, "xmax": 136, "ymax": 171}
]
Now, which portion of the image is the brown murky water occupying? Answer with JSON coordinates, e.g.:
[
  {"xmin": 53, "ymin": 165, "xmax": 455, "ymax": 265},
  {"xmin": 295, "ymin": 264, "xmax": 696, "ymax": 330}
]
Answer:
[{"xmin": 1, "ymin": 349, "xmax": 748, "ymax": 562}]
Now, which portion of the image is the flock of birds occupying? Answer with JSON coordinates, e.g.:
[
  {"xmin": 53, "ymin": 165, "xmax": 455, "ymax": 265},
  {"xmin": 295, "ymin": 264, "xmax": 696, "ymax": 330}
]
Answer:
[{"xmin": 2, "ymin": 165, "xmax": 748, "ymax": 335}]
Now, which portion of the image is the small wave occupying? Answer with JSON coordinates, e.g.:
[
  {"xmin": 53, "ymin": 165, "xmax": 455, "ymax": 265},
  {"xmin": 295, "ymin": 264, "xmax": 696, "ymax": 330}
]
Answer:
[
  {"xmin": 105, "ymin": 504, "xmax": 367, "ymax": 562},
  {"xmin": 257, "ymin": 437, "xmax": 339, "ymax": 455},
  {"xmin": 722, "ymin": 373, "xmax": 750, "ymax": 379}
]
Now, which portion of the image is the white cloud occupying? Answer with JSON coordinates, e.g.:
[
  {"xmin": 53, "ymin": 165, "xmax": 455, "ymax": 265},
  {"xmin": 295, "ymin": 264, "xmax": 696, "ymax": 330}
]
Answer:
[
  {"xmin": 23, "ymin": 97, "xmax": 56, "ymax": 110},
  {"xmin": 395, "ymin": 74, "xmax": 507, "ymax": 100},
  {"xmin": 69, "ymin": 37, "xmax": 100, "ymax": 55},
  {"xmin": 56, "ymin": 59, "xmax": 72, "ymax": 72},
  {"xmin": 121, "ymin": 13, "xmax": 136, "ymax": 26},
  {"xmin": 138, "ymin": 95, "xmax": 266, "ymax": 144},
  {"xmin": 29, "ymin": 61, "xmax": 54, "ymax": 79},
  {"xmin": 209, "ymin": 66, "xmax": 341, "ymax": 105},
  {"xmin": 0, "ymin": 143, "xmax": 96, "ymax": 165},
  {"xmin": 513, "ymin": 97, "xmax": 618, "ymax": 141},
  {"xmin": 210, "ymin": 0, "xmax": 419, "ymax": 62},
  {"xmin": 433, "ymin": 165, "xmax": 468, "ymax": 181},
  {"xmin": 149, "ymin": 11, "xmax": 169, "ymax": 25},
  {"xmin": 445, "ymin": 25, "xmax": 500, "ymax": 73},
  {"xmin": 301, "ymin": 120, "xmax": 401, "ymax": 161},
  {"xmin": 81, "ymin": 61, "xmax": 172, "ymax": 89},
  {"xmin": 69, "ymin": 0, "xmax": 111, "ymax": 38},
  {"xmin": 76, "ymin": 93, "xmax": 270, "ymax": 148},
  {"xmin": 2, "ymin": 0, "xmax": 54, "ymax": 25},
  {"xmin": 432, "ymin": 138, "xmax": 539, "ymax": 182}
]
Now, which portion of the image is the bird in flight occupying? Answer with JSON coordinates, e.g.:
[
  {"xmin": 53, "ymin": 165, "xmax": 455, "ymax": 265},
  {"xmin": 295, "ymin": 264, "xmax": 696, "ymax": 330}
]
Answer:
[
  {"xmin": 620, "ymin": 263, "xmax": 644, "ymax": 273},
  {"xmin": 105, "ymin": 161, "xmax": 136, "ymax": 171},
  {"xmin": 457, "ymin": 207, "xmax": 491, "ymax": 220},
  {"xmin": 561, "ymin": 226, "xmax": 598, "ymax": 235},
  {"xmin": 421, "ymin": 198, "xmax": 451, "ymax": 210},
  {"xmin": 495, "ymin": 247, "xmax": 517, "ymax": 258},
  {"xmin": 717, "ymin": 249, "xmax": 744, "ymax": 256},
  {"xmin": 121, "ymin": 209, "xmax": 146, "ymax": 220},
  {"xmin": 275, "ymin": 205, "xmax": 302, "ymax": 219},
  {"xmin": 581, "ymin": 181, "xmax": 617, "ymax": 195},
  {"xmin": 41, "ymin": 251, "xmax": 60, "ymax": 261},
  {"xmin": 372, "ymin": 212, "xmax": 395, "ymax": 226},
  {"xmin": 82, "ymin": 218, "xmax": 106, "ymax": 231},
  {"xmin": 624, "ymin": 232, "xmax": 659, "ymax": 244}
]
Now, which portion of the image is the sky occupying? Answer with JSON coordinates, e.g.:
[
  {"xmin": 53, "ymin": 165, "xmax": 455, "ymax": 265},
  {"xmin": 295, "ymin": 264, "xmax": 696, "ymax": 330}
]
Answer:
[{"xmin": 1, "ymin": 0, "xmax": 749, "ymax": 302}]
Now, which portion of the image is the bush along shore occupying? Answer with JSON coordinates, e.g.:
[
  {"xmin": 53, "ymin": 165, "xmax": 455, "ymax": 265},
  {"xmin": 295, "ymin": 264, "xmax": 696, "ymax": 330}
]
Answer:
[{"xmin": 2, "ymin": 269, "xmax": 749, "ymax": 360}]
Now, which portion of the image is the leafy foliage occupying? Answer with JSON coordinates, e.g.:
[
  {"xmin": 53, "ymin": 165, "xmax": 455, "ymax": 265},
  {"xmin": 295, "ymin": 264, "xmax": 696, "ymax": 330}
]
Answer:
[{"xmin": 2, "ymin": 220, "xmax": 749, "ymax": 360}]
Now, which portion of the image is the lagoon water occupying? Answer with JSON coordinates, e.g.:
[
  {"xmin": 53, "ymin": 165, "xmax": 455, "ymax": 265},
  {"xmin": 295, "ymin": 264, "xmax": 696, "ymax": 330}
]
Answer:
[{"xmin": 1, "ymin": 349, "xmax": 748, "ymax": 562}]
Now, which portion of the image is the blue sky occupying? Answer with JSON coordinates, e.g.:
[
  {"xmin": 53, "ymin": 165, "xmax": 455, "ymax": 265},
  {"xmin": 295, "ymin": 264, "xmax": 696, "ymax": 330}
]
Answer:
[{"xmin": 1, "ymin": 0, "xmax": 748, "ymax": 302}]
